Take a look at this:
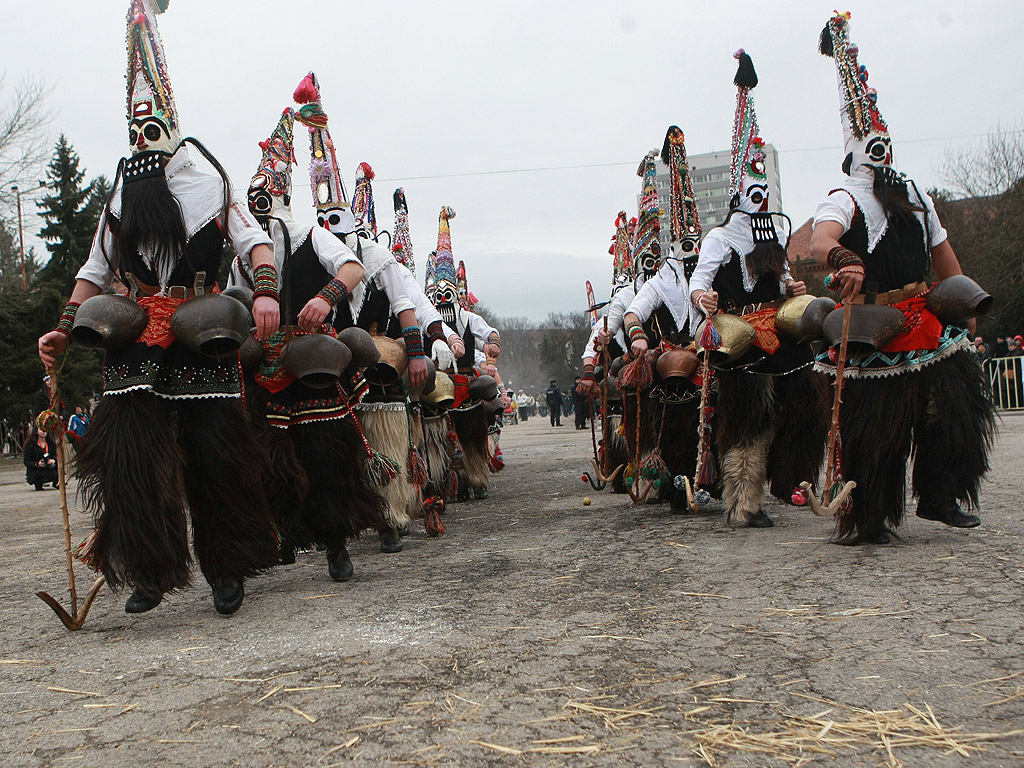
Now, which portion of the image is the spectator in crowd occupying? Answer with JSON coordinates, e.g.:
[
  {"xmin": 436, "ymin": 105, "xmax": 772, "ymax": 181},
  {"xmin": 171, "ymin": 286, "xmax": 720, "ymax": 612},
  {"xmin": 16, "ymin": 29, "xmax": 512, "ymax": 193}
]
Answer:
[
  {"xmin": 516, "ymin": 390, "xmax": 530, "ymax": 422},
  {"xmin": 994, "ymin": 336, "xmax": 1009, "ymax": 357},
  {"xmin": 32, "ymin": 376, "xmax": 52, "ymax": 419},
  {"xmin": 572, "ymin": 376, "xmax": 589, "ymax": 429},
  {"xmin": 68, "ymin": 406, "xmax": 90, "ymax": 438},
  {"xmin": 24, "ymin": 425, "xmax": 59, "ymax": 491},
  {"xmin": 545, "ymin": 379, "xmax": 563, "ymax": 426},
  {"xmin": 973, "ymin": 341, "xmax": 990, "ymax": 364}
]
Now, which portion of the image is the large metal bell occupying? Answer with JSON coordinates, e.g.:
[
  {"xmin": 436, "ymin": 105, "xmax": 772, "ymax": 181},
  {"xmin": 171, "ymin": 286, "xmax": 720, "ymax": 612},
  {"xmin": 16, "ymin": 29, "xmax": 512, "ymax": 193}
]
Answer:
[
  {"xmin": 364, "ymin": 335, "xmax": 408, "ymax": 386},
  {"xmin": 279, "ymin": 333, "xmax": 352, "ymax": 389},
  {"xmin": 403, "ymin": 357, "xmax": 437, "ymax": 399},
  {"xmin": 697, "ymin": 314, "xmax": 756, "ymax": 366},
  {"xmin": 468, "ymin": 374, "xmax": 499, "ymax": 403},
  {"xmin": 337, "ymin": 327, "xmax": 380, "ymax": 368},
  {"xmin": 71, "ymin": 294, "xmax": 148, "ymax": 350},
  {"xmin": 823, "ymin": 305, "xmax": 907, "ymax": 354},
  {"xmin": 796, "ymin": 296, "xmax": 840, "ymax": 342},
  {"xmin": 775, "ymin": 295, "xmax": 817, "ymax": 341},
  {"xmin": 170, "ymin": 293, "xmax": 251, "ymax": 358},
  {"xmin": 925, "ymin": 275, "xmax": 993, "ymax": 323},
  {"xmin": 422, "ymin": 372, "xmax": 455, "ymax": 408},
  {"xmin": 656, "ymin": 347, "xmax": 699, "ymax": 380}
]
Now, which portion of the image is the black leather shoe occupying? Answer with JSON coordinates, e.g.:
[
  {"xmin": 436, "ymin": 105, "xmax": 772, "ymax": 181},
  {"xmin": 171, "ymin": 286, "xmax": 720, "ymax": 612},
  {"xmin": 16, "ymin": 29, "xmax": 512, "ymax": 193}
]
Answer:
[
  {"xmin": 748, "ymin": 510, "xmax": 775, "ymax": 528},
  {"xmin": 279, "ymin": 544, "xmax": 296, "ymax": 565},
  {"xmin": 379, "ymin": 527, "xmax": 403, "ymax": 553},
  {"xmin": 917, "ymin": 502, "xmax": 981, "ymax": 529},
  {"xmin": 125, "ymin": 588, "xmax": 162, "ymax": 614},
  {"xmin": 212, "ymin": 579, "xmax": 245, "ymax": 615},
  {"xmin": 327, "ymin": 548, "xmax": 353, "ymax": 582}
]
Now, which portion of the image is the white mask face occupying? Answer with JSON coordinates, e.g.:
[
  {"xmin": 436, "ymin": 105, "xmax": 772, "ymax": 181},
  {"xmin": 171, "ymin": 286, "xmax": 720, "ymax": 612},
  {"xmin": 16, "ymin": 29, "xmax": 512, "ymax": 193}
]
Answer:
[
  {"xmin": 317, "ymin": 206, "xmax": 356, "ymax": 234},
  {"xmin": 128, "ymin": 116, "xmax": 176, "ymax": 156}
]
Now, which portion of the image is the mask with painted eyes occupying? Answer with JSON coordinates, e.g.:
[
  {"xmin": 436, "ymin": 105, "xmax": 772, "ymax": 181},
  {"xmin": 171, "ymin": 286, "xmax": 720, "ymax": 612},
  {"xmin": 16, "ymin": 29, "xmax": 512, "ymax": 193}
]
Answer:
[
  {"xmin": 128, "ymin": 115, "xmax": 177, "ymax": 156},
  {"xmin": 638, "ymin": 247, "xmax": 662, "ymax": 280},
  {"xmin": 317, "ymin": 206, "xmax": 355, "ymax": 234},
  {"xmin": 433, "ymin": 280, "xmax": 459, "ymax": 326}
]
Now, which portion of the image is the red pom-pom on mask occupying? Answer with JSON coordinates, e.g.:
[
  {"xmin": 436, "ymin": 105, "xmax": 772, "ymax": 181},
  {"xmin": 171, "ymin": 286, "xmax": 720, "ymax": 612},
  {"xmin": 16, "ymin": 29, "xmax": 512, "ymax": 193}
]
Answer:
[{"xmin": 293, "ymin": 73, "xmax": 320, "ymax": 105}]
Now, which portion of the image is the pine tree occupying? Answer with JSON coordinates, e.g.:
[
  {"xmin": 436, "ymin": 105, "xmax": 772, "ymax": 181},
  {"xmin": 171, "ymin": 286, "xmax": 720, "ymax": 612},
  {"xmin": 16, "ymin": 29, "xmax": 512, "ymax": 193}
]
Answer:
[{"xmin": 35, "ymin": 135, "xmax": 106, "ymax": 296}]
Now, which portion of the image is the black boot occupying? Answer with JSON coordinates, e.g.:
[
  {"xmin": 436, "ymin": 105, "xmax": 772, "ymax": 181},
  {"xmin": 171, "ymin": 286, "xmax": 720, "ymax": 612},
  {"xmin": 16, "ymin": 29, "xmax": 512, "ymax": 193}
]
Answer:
[
  {"xmin": 916, "ymin": 501, "xmax": 981, "ymax": 529},
  {"xmin": 473, "ymin": 486, "xmax": 489, "ymax": 500},
  {"xmin": 327, "ymin": 547, "xmax": 353, "ymax": 582},
  {"xmin": 748, "ymin": 510, "xmax": 775, "ymax": 528},
  {"xmin": 279, "ymin": 543, "xmax": 296, "ymax": 565},
  {"xmin": 125, "ymin": 588, "xmax": 163, "ymax": 614},
  {"xmin": 379, "ymin": 527, "xmax": 403, "ymax": 553},
  {"xmin": 212, "ymin": 578, "xmax": 245, "ymax": 615}
]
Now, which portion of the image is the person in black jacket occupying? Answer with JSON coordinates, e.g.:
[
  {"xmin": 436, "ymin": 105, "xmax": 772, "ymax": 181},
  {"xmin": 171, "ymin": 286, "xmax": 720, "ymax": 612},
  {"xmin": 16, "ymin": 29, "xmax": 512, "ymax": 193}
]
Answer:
[
  {"xmin": 545, "ymin": 380, "xmax": 563, "ymax": 426},
  {"xmin": 572, "ymin": 377, "xmax": 589, "ymax": 429},
  {"xmin": 24, "ymin": 427, "xmax": 58, "ymax": 491}
]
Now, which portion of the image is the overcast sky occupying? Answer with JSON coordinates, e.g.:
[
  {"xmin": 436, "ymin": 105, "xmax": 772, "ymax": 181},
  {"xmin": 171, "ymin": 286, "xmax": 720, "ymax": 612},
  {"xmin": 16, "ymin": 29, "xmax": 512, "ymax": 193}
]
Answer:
[{"xmin": 3, "ymin": 1, "xmax": 1021, "ymax": 320}]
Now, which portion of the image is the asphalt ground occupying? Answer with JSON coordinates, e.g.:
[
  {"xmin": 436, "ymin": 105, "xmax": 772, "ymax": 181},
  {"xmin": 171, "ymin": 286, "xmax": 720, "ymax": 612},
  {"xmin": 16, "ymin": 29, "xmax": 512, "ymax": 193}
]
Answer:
[{"xmin": 1, "ymin": 410, "xmax": 1022, "ymax": 767}]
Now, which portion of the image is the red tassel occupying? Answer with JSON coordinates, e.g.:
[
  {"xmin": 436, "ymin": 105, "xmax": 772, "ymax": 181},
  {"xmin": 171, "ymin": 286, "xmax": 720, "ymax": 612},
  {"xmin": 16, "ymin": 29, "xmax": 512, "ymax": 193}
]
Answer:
[
  {"xmin": 700, "ymin": 318, "xmax": 722, "ymax": 351},
  {"xmin": 293, "ymin": 73, "xmax": 320, "ymax": 104},
  {"xmin": 620, "ymin": 354, "xmax": 653, "ymax": 390},
  {"xmin": 407, "ymin": 448, "xmax": 428, "ymax": 490},
  {"xmin": 423, "ymin": 497, "xmax": 447, "ymax": 536},
  {"xmin": 73, "ymin": 529, "xmax": 101, "ymax": 571},
  {"xmin": 357, "ymin": 162, "xmax": 375, "ymax": 180}
]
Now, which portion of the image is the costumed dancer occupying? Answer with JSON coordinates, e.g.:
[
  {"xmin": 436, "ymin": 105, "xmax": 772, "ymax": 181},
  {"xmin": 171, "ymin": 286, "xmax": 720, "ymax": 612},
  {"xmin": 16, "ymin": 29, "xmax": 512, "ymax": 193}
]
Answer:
[
  {"xmin": 689, "ymin": 51, "xmax": 828, "ymax": 529},
  {"xmin": 292, "ymin": 73, "xmax": 428, "ymax": 553},
  {"xmin": 615, "ymin": 150, "xmax": 678, "ymax": 501},
  {"xmin": 580, "ymin": 212, "xmax": 635, "ymax": 492},
  {"xmin": 622, "ymin": 132, "xmax": 703, "ymax": 510},
  {"xmin": 425, "ymin": 207, "xmax": 502, "ymax": 501},
  {"xmin": 38, "ymin": 0, "xmax": 279, "ymax": 615},
  {"xmin": 237, "ymin": 106, "xmax": 387, "ymax": 581},
  {"xmin": 809, "ymin": 13, "xmax": 994, "ymax": 544},
  {"xmin": 392, "ymin": 188, "xmax": 463, "ymax": 519}
]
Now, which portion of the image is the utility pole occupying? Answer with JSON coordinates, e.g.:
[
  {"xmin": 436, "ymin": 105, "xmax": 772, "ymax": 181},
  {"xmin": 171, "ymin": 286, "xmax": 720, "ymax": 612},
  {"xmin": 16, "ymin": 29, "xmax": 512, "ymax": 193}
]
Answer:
[{"xmin": 11, "ymin": 180, "xmax": 48, "ymax": 291}]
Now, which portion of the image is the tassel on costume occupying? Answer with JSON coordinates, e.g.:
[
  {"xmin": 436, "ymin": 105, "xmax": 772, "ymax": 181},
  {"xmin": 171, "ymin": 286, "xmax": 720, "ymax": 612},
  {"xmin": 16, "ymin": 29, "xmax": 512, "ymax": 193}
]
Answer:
[
  {"xmin": 620, "ymin": 354, "xmax": 653, "ymax": 390},
  {"xmin": 638, "ymin": 451, "xmax": 671, "ymax": 490},
  {"xmin": 423, "ymin": 496, "xmax": 446, "ymax": 537},
  {"xmin": 73, "ymin": 529, "xmax": 101, "ymax": 571},
  {"xmin": 700, "ymin": 320, "xmax": 722, "ymax": 351},
  {"xmin": 407, "ymin": 447, "xmax": 428, "ymax": 490},
  {"xmin": 368, "ymin": 450, "xmax": 400, "ymax": 487}
]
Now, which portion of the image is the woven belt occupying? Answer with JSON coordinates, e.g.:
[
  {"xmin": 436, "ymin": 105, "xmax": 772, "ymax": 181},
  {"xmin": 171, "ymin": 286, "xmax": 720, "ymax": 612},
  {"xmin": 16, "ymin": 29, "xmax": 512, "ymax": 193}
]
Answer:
[
  {"xmin": 725, "ymin": 298, "xmax": 784, "ymax": 316},
  {"xmin": 850, "ymin": 281, "xmax": 928, "ymax": 306}
]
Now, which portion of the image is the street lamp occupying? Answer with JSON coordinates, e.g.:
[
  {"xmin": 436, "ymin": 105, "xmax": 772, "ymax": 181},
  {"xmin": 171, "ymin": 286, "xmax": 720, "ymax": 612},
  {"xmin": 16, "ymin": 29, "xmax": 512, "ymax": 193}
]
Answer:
[{"xmin": 10, "ymin": 180, "xmax": 48, "ymax": 291}]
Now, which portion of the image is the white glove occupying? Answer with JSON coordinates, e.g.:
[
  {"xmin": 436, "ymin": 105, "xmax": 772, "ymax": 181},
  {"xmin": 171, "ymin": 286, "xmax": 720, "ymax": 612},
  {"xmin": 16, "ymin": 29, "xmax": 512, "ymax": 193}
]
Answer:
[{"xmin": 432, "ymin": 338, "xmax": 455, "ymax": 371}]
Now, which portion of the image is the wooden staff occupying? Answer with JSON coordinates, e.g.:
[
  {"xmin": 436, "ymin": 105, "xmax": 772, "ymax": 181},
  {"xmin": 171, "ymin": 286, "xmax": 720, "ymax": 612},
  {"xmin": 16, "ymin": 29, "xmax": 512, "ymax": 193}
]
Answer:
[{"xmin": 36, "ymin": 370, "xmax": 105, "ymax": 630}]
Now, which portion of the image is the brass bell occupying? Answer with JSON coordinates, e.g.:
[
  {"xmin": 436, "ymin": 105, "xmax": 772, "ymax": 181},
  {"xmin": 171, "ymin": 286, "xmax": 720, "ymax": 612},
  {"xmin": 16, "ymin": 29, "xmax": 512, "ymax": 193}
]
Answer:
[
  {"xmin": 364, "ymin": 335, "xmax": 408, "ymax": 386},
  {"xmin": 656, "ymin": 347, "xmax": 699, "ymax": 380},
  {"xmin": 422, "ymin": 371, "xmax": 455, "ymax": 408},
  {"xmin": 775, "ymin": 294, "xmax": 818, "ymax": 341},
  {"xmin": 71, "ymin": 294, "xmax": 148, "ymax": 350},
  {"xmin": 170, "ymin": 293, "xmax": 251, "ymax": 358},
  {"xmin": 337, "ymin": 326, "xmax": 380, "ymax": 368},
  {"xmin": 823, "ymin": 305, "xmax": 907, "ymax": 354},
  {"xmin": 279, "ymin": 333, "xmax": 352, "ymax": 389},
  {"xmin": 925, "ymin": 275, "xmax": 993, "ymax": 323},
  {"xmin": 796, "ymin": 296, "xmax": 840, "ymax": 341},
  {"xmin": 697, "ymin": 314, "xmax": 756, "ymax": 366}
]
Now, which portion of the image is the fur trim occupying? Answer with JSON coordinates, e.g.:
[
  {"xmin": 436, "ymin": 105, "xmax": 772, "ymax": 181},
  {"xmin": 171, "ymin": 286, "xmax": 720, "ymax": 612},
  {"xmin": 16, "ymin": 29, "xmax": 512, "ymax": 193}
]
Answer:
[
  {"xmin": 766, "ymin": 368, "xmax": 830, "ymax": 500},
  {"xmin": 175, "ymin": 398, "xmax": 280, "ymax": 585},
  {"xmin": 451, "ymin": 406, "xmax": 490, "ymax": 491},
  {"xmin": 834, "ymin": 372, "xmax": 917, "ymax": 543},
  {"xmin": 422, "ymin": 416, "xmax": 455, "ymax": 497},
  {"xmin": 358, "ymin": 407, "xmax": 416, "ymax": 529},
  {"xmin": 291, "ymin": 419, "xmax": 388, "ymax": 547},
  {"xmin": 912, "ymin": 349, "xmax": 995, "ymax": 512},
  {"xmin": 721, "ymin": 436, "xmax": 771, "ymax": 527},
  {"xmin": 76, "ymin": 391, "xmax": 190, "ymax": 594}
]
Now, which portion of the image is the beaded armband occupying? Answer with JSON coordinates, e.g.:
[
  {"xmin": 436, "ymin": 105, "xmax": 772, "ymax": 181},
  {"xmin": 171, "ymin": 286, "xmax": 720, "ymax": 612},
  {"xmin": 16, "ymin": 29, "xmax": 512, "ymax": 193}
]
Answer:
[
  {"xmin": 425, "ymin": 320, "xmax": 446, "ymax": 345},
  {"xmin": 252, "ymin": 263, "xmax": 279, "ymax": 301},
  {"xmin": 402, "ymin": 326, "xmax": 425, "ymax": 359},
  {"xmin": 628, "ymin": 324, "xmax": 649, "ymax": 343},
  {"xmin": 582, "ymin": 361, "xmax": 596, "ymax": 383},
  {"xmin": 316, "ymin": 278, "xmax": 348, "ymax": 307},
  {"xmin": 55, "ymin": 301, "xmax": 81, "ymax": 339},
  {"xmin": 826, "ymin": 245, "xmax": 864, "ymax": 271},
  {"xmin": 487, "ymin": 333, "xmax": 501, "ymax": 348}
]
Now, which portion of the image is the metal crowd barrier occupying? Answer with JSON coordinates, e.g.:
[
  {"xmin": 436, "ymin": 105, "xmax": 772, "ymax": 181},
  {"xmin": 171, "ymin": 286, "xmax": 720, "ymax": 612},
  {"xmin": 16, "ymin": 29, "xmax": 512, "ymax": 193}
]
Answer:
[{"xmin": 986, "ymin": 356, "xmax": 1024, "ymax": 411}]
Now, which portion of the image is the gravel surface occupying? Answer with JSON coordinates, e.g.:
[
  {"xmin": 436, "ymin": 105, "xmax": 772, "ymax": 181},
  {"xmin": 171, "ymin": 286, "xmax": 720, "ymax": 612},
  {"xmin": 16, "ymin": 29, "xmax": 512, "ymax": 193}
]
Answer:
[{"xmin": 1, "ymin": 411, "xmax": 1022, "ymax": 767}]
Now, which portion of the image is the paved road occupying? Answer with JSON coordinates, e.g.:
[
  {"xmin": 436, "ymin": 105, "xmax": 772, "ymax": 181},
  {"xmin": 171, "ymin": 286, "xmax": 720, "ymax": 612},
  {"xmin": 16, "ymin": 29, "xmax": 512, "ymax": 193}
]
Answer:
[{"xmin": 1, "ymin": 412, "xmax": 1022, "ymax": 766}]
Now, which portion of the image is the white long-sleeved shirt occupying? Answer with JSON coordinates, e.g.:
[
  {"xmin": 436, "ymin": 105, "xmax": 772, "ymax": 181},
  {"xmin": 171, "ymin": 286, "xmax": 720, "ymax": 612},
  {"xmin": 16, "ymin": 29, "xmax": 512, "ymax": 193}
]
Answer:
[
  {"xmin": 340, "ymin": 233, "xmax": 416, "ymax": 319},
  {"xmin": 77, "ymin": 145, "xmax": 272, "ymax": 291}
]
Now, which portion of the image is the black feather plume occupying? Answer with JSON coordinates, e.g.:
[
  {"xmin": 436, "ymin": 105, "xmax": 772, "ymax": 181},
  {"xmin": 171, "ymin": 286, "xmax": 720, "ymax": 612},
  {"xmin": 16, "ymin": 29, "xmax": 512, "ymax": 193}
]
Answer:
[
  {"xmin": 661, "ymin": 126, "xmax": 681, "ymax": 166},
  {"xmin": 819, "ymin": 23, "xmax": 835, "ymax": 57},
  {"xmin": 733, "ymin": 51, "xmax": 758, "ymax": 89}
]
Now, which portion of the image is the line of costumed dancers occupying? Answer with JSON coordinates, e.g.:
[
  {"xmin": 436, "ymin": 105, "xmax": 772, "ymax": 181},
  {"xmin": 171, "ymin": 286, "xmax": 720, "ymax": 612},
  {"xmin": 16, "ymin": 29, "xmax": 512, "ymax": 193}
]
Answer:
[
  {"xmin": 581, "ymin": 13, "xmax": 994, "ymax": 546},
  {"xmin": 37, "ymin": 0, "xmax": 506, "ymax": 617}
]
